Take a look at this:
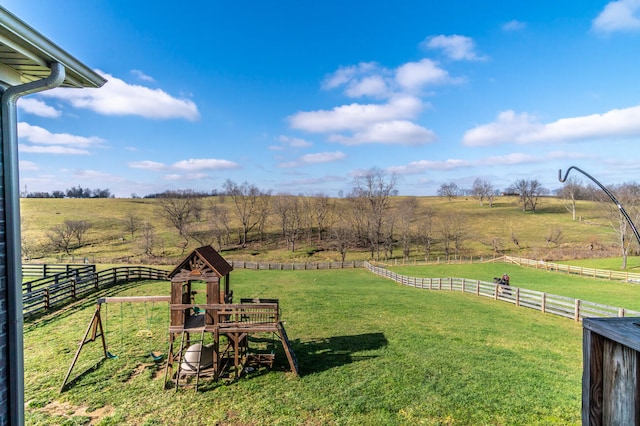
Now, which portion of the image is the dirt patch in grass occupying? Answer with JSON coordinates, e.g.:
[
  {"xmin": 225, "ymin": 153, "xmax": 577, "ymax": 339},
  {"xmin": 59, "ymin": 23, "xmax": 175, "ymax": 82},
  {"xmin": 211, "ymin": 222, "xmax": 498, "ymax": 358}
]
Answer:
[{"xmin": 37, "ymin": 400, "xmax": 114, "ymax": 424}]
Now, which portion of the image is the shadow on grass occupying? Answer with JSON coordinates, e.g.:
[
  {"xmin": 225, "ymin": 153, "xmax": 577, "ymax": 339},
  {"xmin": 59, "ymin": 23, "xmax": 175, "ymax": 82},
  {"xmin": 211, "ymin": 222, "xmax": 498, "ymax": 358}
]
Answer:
[{"xmin": 291, "ymin": 332, "xmax": 388, "ymax": 376}]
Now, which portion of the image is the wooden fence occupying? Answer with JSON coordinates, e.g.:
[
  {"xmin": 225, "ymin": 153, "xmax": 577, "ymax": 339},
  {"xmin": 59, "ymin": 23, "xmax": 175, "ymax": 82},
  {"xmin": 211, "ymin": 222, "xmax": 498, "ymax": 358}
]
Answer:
[
  {"xmin": 22, "ymin": 263, "xmax": 90, "ymax": 279},
  {"xmin": 364, "ymin": 262, "xmax": 640, "ymax": 322},
  {"xmin": 22, "ymin": 265, "xmax": 168, "ymax": 317},
  {"xmin": 503, "ymin": 255, "xmax": 640, "ymax": 283},
  {"xmin": 229, "ymin": 260, "xmax": 364, "ymax": 270}
]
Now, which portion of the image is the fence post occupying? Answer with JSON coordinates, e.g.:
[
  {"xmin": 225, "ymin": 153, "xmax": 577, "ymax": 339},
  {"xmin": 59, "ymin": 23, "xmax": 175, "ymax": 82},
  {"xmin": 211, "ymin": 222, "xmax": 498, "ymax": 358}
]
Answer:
[
  {"xmin": 494, "ymin": 284, "xmax": 499, "ymax": 300},
  {"xmin": 44, "ymin": 288, "xmax": 50, "ymax": 310},
  {"xmin": 541, "ymin": 293, "xmax": 546, "ymax": 314},
  {"xmin": 574, "ymin": 299, "xmax": 580, "ymax": 322},
  {"xmin": 619, "ymin": 308, "xmax": 625, "ymax": 317},
  {"xmin": 476, "ymin": 280, "xmax": 480, "ymax": 296},
  {"xmin": 515, "ymin": 287, "xmax": 520, "ymax": 307}
]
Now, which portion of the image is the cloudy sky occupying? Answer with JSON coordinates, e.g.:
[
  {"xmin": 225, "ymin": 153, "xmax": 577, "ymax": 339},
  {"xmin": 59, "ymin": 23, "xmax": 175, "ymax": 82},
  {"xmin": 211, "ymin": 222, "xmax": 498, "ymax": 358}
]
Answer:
[{"xmin": 4, "ymin": 1, "xmax": 640, "ymax": 197}]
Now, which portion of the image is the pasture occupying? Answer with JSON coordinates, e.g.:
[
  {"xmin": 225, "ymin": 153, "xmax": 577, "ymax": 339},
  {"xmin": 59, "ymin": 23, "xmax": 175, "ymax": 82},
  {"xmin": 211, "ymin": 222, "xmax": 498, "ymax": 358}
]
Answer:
[{"xmin": 24, "ymin": 266, "xmax": 588, "ymax": 425}]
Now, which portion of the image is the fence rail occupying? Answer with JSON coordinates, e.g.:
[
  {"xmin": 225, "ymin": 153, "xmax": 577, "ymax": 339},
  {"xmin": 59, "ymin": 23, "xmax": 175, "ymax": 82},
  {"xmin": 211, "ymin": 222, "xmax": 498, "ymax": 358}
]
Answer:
[
  {"xmin": 364, "ymin": 262, "xmax": 640, "ymax": 322},
  {"xmin": 229, "ymin": 260, "xmax": 364, "ymax": 270},
  {"xmin": 503, "ymin": 256, "xmax": 640, "ymax": 283},
  {"xmin": 22, "ymin": 264, "xmax": 168, "ymax": 317}
]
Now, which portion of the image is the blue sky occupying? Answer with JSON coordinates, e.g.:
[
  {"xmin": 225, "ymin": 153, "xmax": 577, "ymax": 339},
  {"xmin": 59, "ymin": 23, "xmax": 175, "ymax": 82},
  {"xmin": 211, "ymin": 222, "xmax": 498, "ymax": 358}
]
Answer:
[{"xmin": 4, "ymin": 1, "xmax": 640, "ymax": 197}]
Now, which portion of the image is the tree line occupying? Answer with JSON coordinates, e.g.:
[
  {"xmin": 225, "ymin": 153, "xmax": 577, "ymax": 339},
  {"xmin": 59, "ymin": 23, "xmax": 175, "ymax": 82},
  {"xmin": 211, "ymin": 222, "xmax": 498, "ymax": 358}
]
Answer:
[{"xmin": 27, "ymin": 170, "xmax": 640, "ymax": 268}]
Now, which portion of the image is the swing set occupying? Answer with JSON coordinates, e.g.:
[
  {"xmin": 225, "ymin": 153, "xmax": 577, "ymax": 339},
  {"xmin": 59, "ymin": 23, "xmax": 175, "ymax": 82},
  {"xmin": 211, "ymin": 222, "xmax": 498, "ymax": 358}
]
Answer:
[{"xmin": 60, "ymin": 295, "xmax": 170, "ymax": 392}]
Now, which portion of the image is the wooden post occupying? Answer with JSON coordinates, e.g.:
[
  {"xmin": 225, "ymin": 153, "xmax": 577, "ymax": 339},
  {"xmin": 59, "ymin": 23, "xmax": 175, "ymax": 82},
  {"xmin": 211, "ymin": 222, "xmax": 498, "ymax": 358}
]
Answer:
[
  {"xmin": 575, "ymin": 299, "xmax": 581, "ymax": 322},
  {"xmin": 583, "ymin": 318, "xmax": 640, "ymax": 425},
  {"xmin": 515, "ymin": 287, "xmax": 520, "ymax": 307},
  {"xmin": 541, "ymin": 293, "xmax": 546, "ymax": 314}
]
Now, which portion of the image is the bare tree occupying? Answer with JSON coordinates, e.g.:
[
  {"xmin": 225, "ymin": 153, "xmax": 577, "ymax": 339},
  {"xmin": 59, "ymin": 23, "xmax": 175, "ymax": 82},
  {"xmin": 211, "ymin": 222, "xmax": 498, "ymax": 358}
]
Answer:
[
  {"xmin": 397, "ymin": 198, "xmax": 418, "ymax": 261},
  {"xmin": 603, "ymin": 183, "xmax": 640, "ymax": 269},
  {"xmin": 545, "ymin": 227, "xmax": 563, "ymax": 248},
  {"xmin": 157, "ymin": 193, "xmax": 201, "ymax": 240},
  {"xmin": 273, "ymin": 194, "xmax": 302, "ymax": 251},
  {"xmin": 471, "ymin": 178, "xmax": 495, "ymax": 207},
  {"xmin": 140, "ymin": 222, "xmax": 156, "ymax": 256},
  {"xmin": 47, "ymin": 219, "xmax": 89, "ymax": 254},
  {"xmin": 208, "ymin": 203, "xmax": 232, "ymax": 249},
  {"xmin": 438, "ymin": 214, "xmax": 467, "ymax": 259},
  {"xmin": 557, "ymin": 176, "xmax": 584, "ymax": 220},
  {"xmin": 331, "ymin": 205, "xmax": 356, "ymax": 262},
  {"xmin": 350, "ymin": 167, "xmax": 398, "ymax": 260},
  {"xmin": 510, "ymin": 179, "xmax": 547, "ymax": 212},
  {"xmin": 223, "ymin": 179, "xmax": 266, "ymax": 247},
  {"xmin": 437, "ymin": 182, "xmax": 459, "ymax": 202},
  {"xmin": 123, "ymin": 212, "xmax": 141, "ymax": 238},
  {"xmin": 417, "ymin": 206, "xmax": 435, "ymax": 261},
  {"xmin": 310, "ymin": 193, "xmax": 333, "ymax": 243}
]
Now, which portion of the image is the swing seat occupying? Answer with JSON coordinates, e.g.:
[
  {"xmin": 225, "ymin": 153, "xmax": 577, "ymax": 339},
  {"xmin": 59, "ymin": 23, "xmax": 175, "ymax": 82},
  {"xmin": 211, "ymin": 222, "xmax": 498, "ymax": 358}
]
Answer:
[{"xmin": 106, "ymin": 351, "xmax": 118, "ymax": 359}]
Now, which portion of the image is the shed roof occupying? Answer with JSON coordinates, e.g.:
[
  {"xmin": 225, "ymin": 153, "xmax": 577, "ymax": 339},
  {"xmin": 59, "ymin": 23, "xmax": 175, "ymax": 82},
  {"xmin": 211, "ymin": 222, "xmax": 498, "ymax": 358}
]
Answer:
[
  {"xmin": 168, "ymin": 245, "xmax": 233, "ymax": 279},
  {"xmin": 0, "ymin": 6, "xmax": 105, "ymax": 88}
]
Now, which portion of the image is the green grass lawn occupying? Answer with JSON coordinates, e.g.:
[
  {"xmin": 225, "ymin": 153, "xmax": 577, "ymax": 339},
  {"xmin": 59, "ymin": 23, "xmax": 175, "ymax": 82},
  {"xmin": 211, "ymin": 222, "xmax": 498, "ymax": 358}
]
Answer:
[{"xmin": 25, "ymin": 268, "xmax": 583, "ymax": 425}]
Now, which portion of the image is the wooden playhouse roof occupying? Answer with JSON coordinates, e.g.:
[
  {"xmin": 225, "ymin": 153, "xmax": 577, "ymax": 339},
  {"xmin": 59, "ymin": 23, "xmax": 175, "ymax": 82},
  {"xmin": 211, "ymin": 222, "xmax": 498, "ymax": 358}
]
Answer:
[{"xmin": 168, "ymin": 245, "xmax": 233, "ymax": 279}]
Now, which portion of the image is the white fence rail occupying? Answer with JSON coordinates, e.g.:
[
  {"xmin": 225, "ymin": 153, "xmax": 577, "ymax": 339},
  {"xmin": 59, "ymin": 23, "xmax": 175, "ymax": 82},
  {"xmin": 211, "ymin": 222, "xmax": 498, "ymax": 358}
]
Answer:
[
  {"xmin": 364, "ymin": 262, "xmax": 640, "ymax": 322},
  {"xmin": 504, "ymin": 256, "xmax": 640, "ymax": 283}
]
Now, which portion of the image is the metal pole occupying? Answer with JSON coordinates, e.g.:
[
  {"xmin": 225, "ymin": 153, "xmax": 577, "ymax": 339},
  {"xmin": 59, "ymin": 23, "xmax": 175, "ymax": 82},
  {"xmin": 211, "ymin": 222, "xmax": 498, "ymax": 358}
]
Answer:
[{"xmin": 1, "ymin": 61, "xmax": 65, "ymax": 425}]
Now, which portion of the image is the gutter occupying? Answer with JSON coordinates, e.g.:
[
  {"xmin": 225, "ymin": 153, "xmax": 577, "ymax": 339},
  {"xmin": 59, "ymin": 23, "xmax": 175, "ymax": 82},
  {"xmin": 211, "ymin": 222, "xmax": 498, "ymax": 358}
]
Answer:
[{"xmin": 0, "ymin": 61, "xmax": 66, "ymax": 425}]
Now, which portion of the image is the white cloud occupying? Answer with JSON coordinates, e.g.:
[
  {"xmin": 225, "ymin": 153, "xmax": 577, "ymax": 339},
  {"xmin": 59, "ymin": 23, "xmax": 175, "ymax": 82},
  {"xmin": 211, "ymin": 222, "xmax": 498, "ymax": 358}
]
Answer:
[
  {"xmin": 345, "ymin": 75, "xmax": 389, "ymax": 98},
  {"xmin": 19, "ymin": 144, "xmax": 90, "ymax": 155},
  {"xmin": 131, "ymin": 69, "xmax": 155, "ymax": 82},
  {"xmin": 42, "ymin": 71, "xmax": 200, "ymax": 121},
  {"xmin": 462, "ymin": 106, "xmax": 640, "ymax": 146},
  {"xmin": 163, "ymin": 172, "xmax": 209, "ymax": 181},
  {"xmin": 462, "ymin": 110, "xmax": 542, "ymax": 146},
  {"xmin": 129, "ymin": 160, "xmax": 166, "ymax": 170},
  {"xmin": 172, "ymin": 158, "xmax": 239, "ymax": 170},
  {"xmin": 300, "ymin": 151, "xmax": 346, "ymax": 163},
  {"xmin": 18, "ymin": 122, "xmax": 104, "ymax": 147},
  {"xmin": 593, "ymin": 0, "xmax": 640, "ymax": 33},
  {"xmin": 422, "ymin": 35, "xmax": 487, "ymax": 61},
  {"xmin": 395, "ymin": 59, "xmax": 455, "ymax": 90},
  {"xmin": 129, "ymin": 158, "xmax": 238, "ymax": 172},
  {"xmin": 278, "ymin": 151, "xmax": 346, "ymax": 168},
  {"xmin": 288, "ymin": 96, "xmax": 424, "ymax": 133},
  {"xmin": 389, "ymin": 158, "xmax": 474, "ymax": 174},
  {"xmin": 19, "ymin": 160, "xmax": 39, "ymax": 171},
  {"xmin": 322, "ymin": 62, "xmax": 380, "ymax": 90},
  {"xmin": 271, "ymin": 135, "xmax": 313, "ymax": 150},
  {"xmin": 328, "ymin": 120, "xmax": 436, "ymax": 146},
  {"xmin": 503, "ymin": 20, "xmax": 527, "ymax": 32},
  {"xmin": 18, "ymin": 98, "xmax": 61, "ymax": 118}
]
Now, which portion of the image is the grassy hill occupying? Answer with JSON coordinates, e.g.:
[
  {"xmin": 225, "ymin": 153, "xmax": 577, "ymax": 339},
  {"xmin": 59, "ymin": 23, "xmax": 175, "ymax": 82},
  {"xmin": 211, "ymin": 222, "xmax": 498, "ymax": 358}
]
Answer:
[{"xmin": 19, "ymin": 195, "xmax": 620, "ymax": 265}]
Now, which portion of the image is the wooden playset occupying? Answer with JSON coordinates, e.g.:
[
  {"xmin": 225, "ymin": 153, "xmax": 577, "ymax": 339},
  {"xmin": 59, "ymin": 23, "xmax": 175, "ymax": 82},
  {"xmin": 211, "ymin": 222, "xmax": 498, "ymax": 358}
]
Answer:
[{"xmin": 61, "ymin": 245, "xmax": 298, "ymax": 392}]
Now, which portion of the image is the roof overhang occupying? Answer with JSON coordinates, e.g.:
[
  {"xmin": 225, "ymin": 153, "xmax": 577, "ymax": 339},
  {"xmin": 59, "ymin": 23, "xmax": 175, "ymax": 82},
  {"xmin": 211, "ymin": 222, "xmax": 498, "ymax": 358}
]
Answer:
[{"xmin": 0, "ymin": 5, "xmax": 106, "ymax": 89}]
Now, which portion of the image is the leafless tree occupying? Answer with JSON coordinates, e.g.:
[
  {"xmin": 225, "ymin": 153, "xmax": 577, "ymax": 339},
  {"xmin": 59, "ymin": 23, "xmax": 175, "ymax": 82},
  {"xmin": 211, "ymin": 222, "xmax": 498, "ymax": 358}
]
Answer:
[
  {"xmin": 438, "ymin": 214, "xmax": 467, "ymax": 259},
  {"xmin": 123, "ymin": 212, "xmax": 141, "ymax": 238},
  {"xmin": 309, "ymin": 193, "xmax": 333, "ymax": 243},
  {"xmin": 471, "ymin": 178, "xmax": 495, "ymax": 207},
  {"xmin": 157, "ymin": 193, "xmax": 201, "ymax": 240},
  {"xmin": 273, "ymin": 194, "xmax": 302, "ymax": 251},
  {"xmin": 350, "ymin": 167, "xmax": 398, "ymax": 260},
  {"xmin": 223, "ymin": 179, "xmax": 267, "ymax": 247},
  {"xmin": 47, "ymin": 219, "xmax": 90, "ymax": 254},
  {"xmin": 397, "ymin": 198, "xmax": 418, "ymax": 261},
  {"xmin": 545, "ymin": 227, "xmax": 563, "ymax": 248},
  {"xmin": 140, "ymin": 222, "xmax": 156, "ymax": 256},
  {"xmin": 208, "ymin": 203, "xmax": 232, "ymax": 249},
  {"xmin": 557, "ymin": 176, "xmax": 584, "ymax": 220},
  {"xmin": 603, "ymin": 183, "xmax": 640, "ymax": 269},
  {"xmin": 331, "ymin": 206, "xmax": 356, "ymax": 262},
  {"xmin": 417, "ymin": 206, "xmax": 435, "ymax": 261},
  {"xmin": 509, "ymin": 178, "xmax": 547, "ymax": 212},
  {"xmin": 437, "ymin": 182, "xmax": 459, "ymax": 202}
]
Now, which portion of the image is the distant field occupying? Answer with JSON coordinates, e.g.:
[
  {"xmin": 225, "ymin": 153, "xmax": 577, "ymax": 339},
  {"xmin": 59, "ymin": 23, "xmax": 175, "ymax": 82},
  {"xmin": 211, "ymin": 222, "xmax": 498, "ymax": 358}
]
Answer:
[
  {"xmin": 20, "ymin": 195, "xmax": 620, "ymax": 265},
  {"xmin": 24, "ymin": 268, "xmax": 582, "ymax": 425}
]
